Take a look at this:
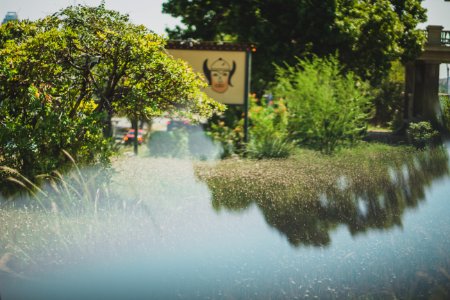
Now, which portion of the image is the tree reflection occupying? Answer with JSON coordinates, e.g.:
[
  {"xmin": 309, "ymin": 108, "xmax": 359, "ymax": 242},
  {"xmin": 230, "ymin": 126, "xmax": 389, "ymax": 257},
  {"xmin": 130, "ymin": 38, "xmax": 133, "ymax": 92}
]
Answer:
[{"xmin": 199, "ymin": 146, "xmax": 449, "ymax": 247}]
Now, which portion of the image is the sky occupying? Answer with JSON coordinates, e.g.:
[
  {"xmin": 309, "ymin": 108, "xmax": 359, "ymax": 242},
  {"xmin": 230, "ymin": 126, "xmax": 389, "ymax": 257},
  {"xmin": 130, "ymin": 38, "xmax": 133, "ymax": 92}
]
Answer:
[
  {"xmin": 0, "ymin": 0, "xmax": 182, "ymax": 35},
  {"xmin": 1, "ymin": 0, "xmax": 449, "ymax": 35},
  {"xmin": 0, "ymin": 0, "xmax": 449, "ymax": 75}
]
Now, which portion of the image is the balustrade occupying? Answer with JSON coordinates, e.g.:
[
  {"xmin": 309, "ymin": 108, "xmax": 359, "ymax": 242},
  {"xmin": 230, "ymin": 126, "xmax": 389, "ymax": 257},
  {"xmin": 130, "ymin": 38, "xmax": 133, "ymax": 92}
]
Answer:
[{"xmin": 442, "ymin": 30, "xmax": 450, "ymax": 46}]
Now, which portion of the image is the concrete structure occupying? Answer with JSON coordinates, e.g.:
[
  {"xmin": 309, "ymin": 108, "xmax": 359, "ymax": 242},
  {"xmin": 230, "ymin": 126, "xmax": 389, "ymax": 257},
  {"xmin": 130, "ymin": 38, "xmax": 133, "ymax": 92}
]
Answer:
[
  {"xmin": 1, "ymin": 12, "xmax": 18, "ymax": 25},
  {"xmin": 405, "ymin": 26, "xmax": 450, "ymax": 127}
]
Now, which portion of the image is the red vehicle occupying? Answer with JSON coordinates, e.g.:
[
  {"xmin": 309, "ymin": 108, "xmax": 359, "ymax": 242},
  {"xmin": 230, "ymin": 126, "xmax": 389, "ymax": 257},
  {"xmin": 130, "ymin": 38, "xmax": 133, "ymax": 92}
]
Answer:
[
  {"xmin": 123, "ymin": 129, "xmax": 144, "ymax": 145},
  {"xmin": 166, "ymin": 118, "xmax": 193, "ymax": 131}
]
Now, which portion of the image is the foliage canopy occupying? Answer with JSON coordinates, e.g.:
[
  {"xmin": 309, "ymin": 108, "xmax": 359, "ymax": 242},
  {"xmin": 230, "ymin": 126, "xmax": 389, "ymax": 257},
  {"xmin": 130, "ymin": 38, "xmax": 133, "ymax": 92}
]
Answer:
[
  {"xmin": 0, "ymin": 4, "xmax": 222, "ymax": 183},
  {"xmin": 163, "ymin": 0, "xmax": 427, "ymax": 92}
]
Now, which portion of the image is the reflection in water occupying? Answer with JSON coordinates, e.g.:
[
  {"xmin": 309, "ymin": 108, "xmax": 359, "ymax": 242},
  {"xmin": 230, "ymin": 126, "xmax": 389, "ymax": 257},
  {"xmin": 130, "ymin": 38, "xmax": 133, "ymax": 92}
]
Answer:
[{"xmin": 199, "ymin": 146, "xmax": 449, "ymax": 247}]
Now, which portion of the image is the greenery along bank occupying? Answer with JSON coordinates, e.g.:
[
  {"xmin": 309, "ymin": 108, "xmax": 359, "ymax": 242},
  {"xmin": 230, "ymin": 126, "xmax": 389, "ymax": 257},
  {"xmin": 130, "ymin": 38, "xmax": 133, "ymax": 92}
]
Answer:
[
  {"xmin": 163, "ymin": 0, "xmax": 431, "ymax": 131},
  {"xmin": 1, "ymin": 1, "xmax": 444, "ymax": 192},
  {"xmin": 0, "ymin": 4, "xmax": 223, "ymax": 185},
  {"xmin": 202, "ymin": 56, "xmax": 373, "ymax": 158},
  {"xmin": 202, "ymin": 55, "xmax": 445, "ymax": 159}
]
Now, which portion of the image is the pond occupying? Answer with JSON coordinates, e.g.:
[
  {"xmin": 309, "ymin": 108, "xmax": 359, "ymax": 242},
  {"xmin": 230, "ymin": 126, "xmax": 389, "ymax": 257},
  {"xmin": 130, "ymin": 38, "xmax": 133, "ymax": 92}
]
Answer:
[{"xmin": 1, "ymin": 144, "xmax": 450, "ymax": 299}]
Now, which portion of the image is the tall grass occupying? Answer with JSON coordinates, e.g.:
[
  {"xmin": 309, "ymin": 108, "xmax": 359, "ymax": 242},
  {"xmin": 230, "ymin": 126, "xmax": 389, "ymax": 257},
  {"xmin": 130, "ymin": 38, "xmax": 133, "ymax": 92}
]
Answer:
[
  {"xmin": 0, "ymin": 151, "xmax": 145, "ymax": 277},
  {"xmin": 0, "ymin": 152, "xmax": 213, "ymax": 278},
  {"xmin": 1, "ymin": 150, "xmax": 109, "ymax": 215}
]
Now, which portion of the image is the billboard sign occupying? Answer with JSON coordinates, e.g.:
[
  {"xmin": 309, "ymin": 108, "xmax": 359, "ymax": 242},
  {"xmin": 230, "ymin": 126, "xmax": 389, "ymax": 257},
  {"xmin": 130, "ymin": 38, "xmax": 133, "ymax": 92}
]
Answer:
[{"xmin": 166, "ymin": 43, "xmax": 251, "ymax": 105}]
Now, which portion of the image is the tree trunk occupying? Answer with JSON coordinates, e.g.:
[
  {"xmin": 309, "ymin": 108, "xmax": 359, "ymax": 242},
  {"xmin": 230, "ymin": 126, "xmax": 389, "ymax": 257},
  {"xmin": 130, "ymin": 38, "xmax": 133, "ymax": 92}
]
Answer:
[
  {"xmin": 132, "ymin": 118, "xmax": 138, "ymax": 155},
  {"xmin": 103, "ymin": 109, "xmax": 113, "ymax": 138}
]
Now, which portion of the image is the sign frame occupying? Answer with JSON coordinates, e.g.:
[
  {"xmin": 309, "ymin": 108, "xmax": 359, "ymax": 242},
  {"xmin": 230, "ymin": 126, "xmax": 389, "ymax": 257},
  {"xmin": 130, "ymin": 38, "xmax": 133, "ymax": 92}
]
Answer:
[{"xmin": 166, "ymin": 41, "xmax": 253, "ymax": 142}]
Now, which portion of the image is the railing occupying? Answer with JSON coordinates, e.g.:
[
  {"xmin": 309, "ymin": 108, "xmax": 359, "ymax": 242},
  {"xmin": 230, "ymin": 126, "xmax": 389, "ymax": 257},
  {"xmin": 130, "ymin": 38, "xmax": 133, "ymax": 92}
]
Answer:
[
  {"xmin": 422, "ymin": 28, "xmax": 450, "ymax": 46},
  {"xmin": 442, "ymin": 30, "xmax": 450, "ymax": 46}
]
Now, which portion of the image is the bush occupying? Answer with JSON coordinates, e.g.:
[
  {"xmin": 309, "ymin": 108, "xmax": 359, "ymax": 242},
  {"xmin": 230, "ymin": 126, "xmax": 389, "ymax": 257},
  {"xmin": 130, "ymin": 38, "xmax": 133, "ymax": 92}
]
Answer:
[
  {"xmin": 440, "ymin": 95, "xmax": 450, "ymax": 132},
  {"xmin": 407, "ymin": 121, "xmax": 439, "ymax": 149},
  {"xmin": 0, "ymin": 86, "xmax": 111, "ymax": 193},
  {"xmin": 271, "ymin": 56, "xmax": 373, "ymax": 154},
  {"xmin": 207, "ymin": 118, "xmax": 244, "ymax": 158},
  {"xmin": 246, "ymin": 96, "xmax": 294, "ymax": 159},
  {"xmin": 148, "ymin": 130, "xmax": 189, "ymax": 158}
]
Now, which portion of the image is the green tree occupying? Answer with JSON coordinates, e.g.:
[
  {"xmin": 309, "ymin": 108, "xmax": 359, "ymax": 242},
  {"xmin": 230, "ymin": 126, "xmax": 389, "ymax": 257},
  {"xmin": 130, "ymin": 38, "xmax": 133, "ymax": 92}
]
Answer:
[
  {"xmin": 0, "ymin": 4, "xmax": 222, "ymax": 183},
  {"xmin": 162, "ymin": 0, "xmax": 427, "ymax": 92},
  {"xmin": 53, "ymin": 4, "xmax": 222, "ymax": 136}
]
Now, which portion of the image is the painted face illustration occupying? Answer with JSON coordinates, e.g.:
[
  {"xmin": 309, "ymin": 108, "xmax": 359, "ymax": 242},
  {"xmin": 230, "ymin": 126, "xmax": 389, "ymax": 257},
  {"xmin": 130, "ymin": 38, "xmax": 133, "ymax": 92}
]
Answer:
[
  {"xmin": 211, "ymin": 69, "xmax": 229, "ymax": 93},
  {"xmin": 203, "ymin": 58, "xmax": 236, "ymax": 93}
]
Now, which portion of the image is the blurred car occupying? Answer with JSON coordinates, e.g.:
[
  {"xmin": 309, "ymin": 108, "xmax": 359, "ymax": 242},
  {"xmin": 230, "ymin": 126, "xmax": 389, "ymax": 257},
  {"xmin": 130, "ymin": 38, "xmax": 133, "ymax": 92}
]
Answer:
[
  {"xmin": 123, "ymin": 129, "xmax": 145, "ymax": 145},
  {"xmin": 166, "ymin": 118, "xmax": 193, "ymax": 131}
]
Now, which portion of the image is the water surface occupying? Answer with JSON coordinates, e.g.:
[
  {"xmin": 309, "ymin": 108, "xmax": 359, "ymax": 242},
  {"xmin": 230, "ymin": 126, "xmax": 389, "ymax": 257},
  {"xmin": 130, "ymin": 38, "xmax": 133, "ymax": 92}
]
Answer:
[{"xmin": 1, "ymin": 145, "xmax": 449, "ymax": 299}]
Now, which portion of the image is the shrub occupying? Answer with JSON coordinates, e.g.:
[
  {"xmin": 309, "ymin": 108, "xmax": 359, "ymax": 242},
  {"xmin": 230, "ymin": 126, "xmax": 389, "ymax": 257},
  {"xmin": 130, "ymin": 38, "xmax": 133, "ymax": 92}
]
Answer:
[
  {"xmin": 440, "ymin": 95, "xmax": 450, "ymax": 132},
  {"xmin": 407, "ymin": 121, "xmax": 439, "ymax": 149},
  {"xmin": 207, "ymin": 118, "xmax": 244, "ymax": 158},
  {"xmin": 247, "ymin": 96, "xmax": 294, "ymax": 159},
  {"xmin": 0, "ymin": 86, "xmax": 111, "ymax": 194},
  {"xmin": 148, "ymin": 130, "xmax": 189, "ymax": 158},
  {"xmin": 271, "ymin": 56, "xmax": 373, "ymax": 154}
]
